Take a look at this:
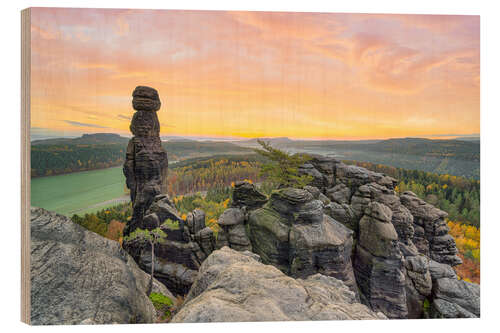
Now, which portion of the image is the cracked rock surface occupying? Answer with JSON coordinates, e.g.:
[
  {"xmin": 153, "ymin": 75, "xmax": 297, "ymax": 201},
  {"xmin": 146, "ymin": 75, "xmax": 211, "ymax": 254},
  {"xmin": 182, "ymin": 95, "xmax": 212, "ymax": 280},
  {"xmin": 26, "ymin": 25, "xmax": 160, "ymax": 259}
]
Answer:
[{"xmin": 171, "ymin": 247, "xmax": 385, "ymax": 322}]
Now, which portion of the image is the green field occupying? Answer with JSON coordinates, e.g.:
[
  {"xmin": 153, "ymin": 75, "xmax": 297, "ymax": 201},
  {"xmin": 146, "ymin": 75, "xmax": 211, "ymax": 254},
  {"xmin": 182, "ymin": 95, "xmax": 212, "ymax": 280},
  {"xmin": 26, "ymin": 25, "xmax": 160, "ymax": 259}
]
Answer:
[{"xmin": 31, "ymin": 166, "xmax": 128, "ymax": 216}]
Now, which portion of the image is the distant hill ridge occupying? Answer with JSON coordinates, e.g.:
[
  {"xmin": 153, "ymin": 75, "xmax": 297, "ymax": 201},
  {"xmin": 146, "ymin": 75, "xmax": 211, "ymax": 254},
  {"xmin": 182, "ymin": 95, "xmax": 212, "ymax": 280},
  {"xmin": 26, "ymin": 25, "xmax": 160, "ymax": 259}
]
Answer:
[
  {"xmin": 32, "ymin": 133, "xmax": 129, "ymax": 146},
  {"xmin": 279, "ymin": 137, "xmax": 479, "ymax": 161}
]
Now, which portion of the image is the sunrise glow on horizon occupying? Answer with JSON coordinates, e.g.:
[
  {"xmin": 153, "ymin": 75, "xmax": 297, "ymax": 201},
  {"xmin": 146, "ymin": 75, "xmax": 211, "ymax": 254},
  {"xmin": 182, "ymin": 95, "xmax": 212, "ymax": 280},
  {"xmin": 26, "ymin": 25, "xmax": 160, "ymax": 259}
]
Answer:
[{"xmin": 30, "ymin": 8, "xmax": 480, "ymax": 140}]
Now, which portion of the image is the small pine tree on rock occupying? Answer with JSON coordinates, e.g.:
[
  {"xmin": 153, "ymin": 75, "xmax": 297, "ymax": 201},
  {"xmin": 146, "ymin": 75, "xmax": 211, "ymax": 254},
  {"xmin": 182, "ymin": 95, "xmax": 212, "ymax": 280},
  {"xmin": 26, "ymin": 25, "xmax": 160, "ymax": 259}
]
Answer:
[
  {"xmin": 254, "ymin": 140, "xmax": 313, "ymax": 188},
  {"xmin": 124, "ymin": 226, "xmax": 168, "ymax": 295}
]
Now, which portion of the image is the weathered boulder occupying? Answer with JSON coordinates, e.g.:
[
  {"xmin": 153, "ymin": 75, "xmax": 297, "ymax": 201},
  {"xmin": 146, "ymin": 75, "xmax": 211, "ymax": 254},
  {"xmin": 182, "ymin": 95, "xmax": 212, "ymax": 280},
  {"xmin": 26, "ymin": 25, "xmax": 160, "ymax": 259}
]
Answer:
[
  {"xmin": 268, "ymin": 188, "xmax": 324, "ymax": 225},
  {"xmin": 304, "ymin": 185, "xmax": 332, "ymax": 207},
  {"xmin": 431, "ymin": 278, "xmax": 480, "ymax": 318},
  {"xmin": 430, "ymin": 299, "xmax": 476, "ymax": 318},
  {"xmin": 269, "ymin": 188, "xmax": 314, "ymax": 215},
  {"xmin": 404, "ymin": 255, "xmax": 432, "ymax": 318},
  {"xmin": 217, "ymin": 207, "xmax": 245, "ymax": 226},
  {"xmin": 324, "ymin": 201, "xmax": 355, "ymax": 230},
  {"xmin": 194, "ymin": 227, "xmax": 216, "ymax": 256},
  {"xmin": 132, "ymin": 245, "xmax": 199, "ymax": 296},
  {"xmin": 227, "ymin": 224, "xmax": 252, "ymax": 251},
  {"xmin": 149, "ymin": 195, "xmax": 183, "ymax": 224},
  {"xmin": 354, "ymin": 246, "xmax": 407, "ymax": 319},
  {"xmin": 401, "ymin": 191, "xmax": 462, "ymax": 266},
  {"xmin": 290, "ymin": 215, "xmax": 358, "ymax": 292},
  {"xmin": 300, "ymin": 155, "xmax": 340, "ymax": 191},
  {"xmin": 30, "ymin": 208, "xmax": 173, "ymax": 325},
  {"xmin": 142, "ymin": 195, "xmax": 185, "ymax": 233},
  {"xmin": 247, "ymin": 206, "xmax": 290, "ymax": 272},
  {"xmin": 428, "ymin": 259, "xmax": 457, "ymax": 281},
  {"xmin": 298, "ymin": 163, "xmax": 328, "ymax": 190},
  {"xmin": 303, "ymin": 185, "xmax": 322, "ymax": 199},
  {"xmin": 308, "ymin": 155, "xmax": 339, "ymax": 178},
  {"xmin": 216, "ymin": 207, "xmax": 252, "ymax": 251},
  {"xmin": 186, "ymin": 208, "xmax": 206, "ymax": 236},
  {"xmin": 132, "ymin": 85, "xmax": 161, "ymax": 112},
  {"xmin": 231, "ymin": 181, "xmax": 268, "ymax": 209},
  {"xmin": 171, "ymin": 247, "xmax": 385, "ymax": 322},
  {"xmin": 336, "ymin": 163, "xmax": 397, "ymax": 193},
  {"xmin": 326, "ymin": 183, "xmax": 351, "ymax": 204},
  {"xmin": 358, "ymin": 202, "xmax": 400, "ymax": 258}
]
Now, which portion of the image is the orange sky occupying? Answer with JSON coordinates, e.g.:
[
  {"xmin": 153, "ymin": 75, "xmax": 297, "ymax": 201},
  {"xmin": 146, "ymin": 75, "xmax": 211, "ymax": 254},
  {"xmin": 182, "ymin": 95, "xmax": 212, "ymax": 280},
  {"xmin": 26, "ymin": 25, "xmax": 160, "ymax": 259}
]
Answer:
[{"xmin": 30, "ymin": 8, "xmax": 479, "ymax": 140}]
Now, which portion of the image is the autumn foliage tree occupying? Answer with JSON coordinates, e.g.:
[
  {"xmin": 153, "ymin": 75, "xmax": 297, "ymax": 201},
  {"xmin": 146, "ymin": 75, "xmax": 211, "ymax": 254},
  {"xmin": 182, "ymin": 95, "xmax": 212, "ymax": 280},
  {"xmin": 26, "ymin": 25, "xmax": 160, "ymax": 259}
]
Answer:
[
  {"xmin": 105, "ymin": 220, "xmax": 125, "ymax": 243},
  {"xmin": 166, "ymin": 156, "xmax": 263, "ymax": 196},
  {"xmin": 447, "ymin": 220, "xmax": 480, "ymax": 283}
]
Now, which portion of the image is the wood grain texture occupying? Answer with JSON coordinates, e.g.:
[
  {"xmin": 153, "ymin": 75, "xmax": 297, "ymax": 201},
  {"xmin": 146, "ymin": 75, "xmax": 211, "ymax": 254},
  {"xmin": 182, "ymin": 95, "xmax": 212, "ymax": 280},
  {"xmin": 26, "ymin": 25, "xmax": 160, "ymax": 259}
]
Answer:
[{"xmin": 21, "ymin": 7, "xmax": 31, "ymax": 325}]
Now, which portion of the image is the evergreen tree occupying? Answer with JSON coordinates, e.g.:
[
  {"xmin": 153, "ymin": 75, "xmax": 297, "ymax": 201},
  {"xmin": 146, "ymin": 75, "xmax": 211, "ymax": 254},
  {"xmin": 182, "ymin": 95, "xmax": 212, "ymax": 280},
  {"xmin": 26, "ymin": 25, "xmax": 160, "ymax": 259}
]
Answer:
[
  {"xmin": 124, "ymin": 226, "xmax": 168, "ymax": 295},
  {"xmin": 254, "ymin": 140, "xmax": 313, "ymax": 188}
]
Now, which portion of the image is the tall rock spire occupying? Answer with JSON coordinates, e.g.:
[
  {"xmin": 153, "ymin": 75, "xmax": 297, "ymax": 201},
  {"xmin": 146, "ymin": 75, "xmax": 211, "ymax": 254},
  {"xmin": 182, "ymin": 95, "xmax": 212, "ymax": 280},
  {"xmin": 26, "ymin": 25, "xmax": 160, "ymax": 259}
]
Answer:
[{"xmin": 123, "ymin": 86, "xmax": 168, "ymax": 235}]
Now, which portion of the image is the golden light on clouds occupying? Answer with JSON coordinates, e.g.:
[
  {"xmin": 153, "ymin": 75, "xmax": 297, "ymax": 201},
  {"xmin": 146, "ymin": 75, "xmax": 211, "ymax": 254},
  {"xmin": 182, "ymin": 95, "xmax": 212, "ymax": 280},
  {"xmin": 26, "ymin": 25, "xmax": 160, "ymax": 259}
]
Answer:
[{"xmin": 30, "ymin": 8, "xmax": 479, "ymax": 140}]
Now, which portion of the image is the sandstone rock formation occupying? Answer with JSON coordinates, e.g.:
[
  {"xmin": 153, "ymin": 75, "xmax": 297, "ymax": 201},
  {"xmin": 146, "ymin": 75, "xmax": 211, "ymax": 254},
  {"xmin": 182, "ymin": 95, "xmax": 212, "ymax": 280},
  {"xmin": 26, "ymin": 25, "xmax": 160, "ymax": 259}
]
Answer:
[
  {"xmin": 226, "ymin": 185, "xmax": 359, "ymax": 294},
  {"xmin": 30, "ymin": 208, "xmax": 173, "ymax": 325},
  {"xmin": 231, "ymin": 180, "xmax": 268, "ymax": 209},
  {"xmin": 400, "ymin": 191, "xmax": 462, "ymax": 266},
  {"xmin": 293, "ymin": 155, "xmax": 474, "ymax": 319},
  {"xmin": 123, "ymin": 86, "xmax": 168, "ymax": 236},
  {"xmin": 121, "ymin": 87, "xmax": 216, "ymax": 295},
  {"xmin": 403, "ymin": 255, "xmax": 432, "ymax": 318},
  {"xmin": 430, "ymin": 278, "xmax": 480, "ymax": 318},
  {"xmin": 215, "ymin": 181, "xmax": 267, "ymax": 252},
  {"xmin": 171, "ymin": 247, "xmax": 385, "ymax": 322},
  {"xmin": 208, "ymin": 155, "xmax": 477, "ymax": 320},
  {"xmin": 353, "ymin": 202, "xmax": 408, "ymax": 318},
  {"xmin": 124, "ymin": 195, "xmax": 214, "ymax": 295},
  {"xmin": 216, "ymin": 207, "xmax": 252, "ymax": 251}
]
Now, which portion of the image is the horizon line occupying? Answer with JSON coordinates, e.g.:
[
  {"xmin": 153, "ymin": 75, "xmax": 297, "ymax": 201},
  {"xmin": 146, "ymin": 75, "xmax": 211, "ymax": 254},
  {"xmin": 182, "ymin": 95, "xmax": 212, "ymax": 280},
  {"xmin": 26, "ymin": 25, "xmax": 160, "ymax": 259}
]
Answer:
[{"xmin": 30, "ymin": 128, "xmax": 480, "ymax": 142}]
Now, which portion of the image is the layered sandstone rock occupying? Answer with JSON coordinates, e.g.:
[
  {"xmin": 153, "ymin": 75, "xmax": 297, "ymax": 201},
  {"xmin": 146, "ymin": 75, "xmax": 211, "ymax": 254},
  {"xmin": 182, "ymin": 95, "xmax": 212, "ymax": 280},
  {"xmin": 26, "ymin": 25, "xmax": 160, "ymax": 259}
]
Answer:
[
  {"xmin": 400, "ymin": 191, "xmax": 462, "ymax": 266},
  {"xmin": 215, "ymin": 181, "xmax": 266, "ymax": 252},
  {"xmin": 231, "ymin": 180, "xmax": 268, "ymax": 209},
  {"xmin": 211, "ymin": 156, "xmax": 477, "ymax": 320},
  {"xmin": 403, "ymin": 255, "xmax": 432, "ymax": 318},
  {"xmin": 246, "ymin": 187, "xmax": 358, "ymax": 293},
  {"xmin": 216, "ymin": 207, "xmax": 252, "ymax": 251},
  {"xmin": 430, "ymin": 278, "xmax": 480, "ymax": 318},
  {"xmin": 294, "ymin": 156, "xmax": 477, "ymax": 319},
  {"xmin": 123, "ymin": 86, "xmax": 168, "ymax": 236},
  {"xmin": 125, "ymin": 196, "xmax": 215, "ymax": 295},
  {"xmin": 353, "ymin": 202, "xmax": 408, "ymax": 319},
  {"xmin": 122, "ymin": 87, "xmax": 215, "ymax": 295}
]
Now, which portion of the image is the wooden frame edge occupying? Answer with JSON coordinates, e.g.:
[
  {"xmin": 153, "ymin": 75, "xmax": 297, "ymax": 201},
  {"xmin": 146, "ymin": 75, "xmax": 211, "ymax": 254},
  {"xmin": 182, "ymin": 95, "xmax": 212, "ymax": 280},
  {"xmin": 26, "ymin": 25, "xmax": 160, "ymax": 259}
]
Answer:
[{"xmin": 21, "ymin": 7, "xmax": 31, "ymax": 325}]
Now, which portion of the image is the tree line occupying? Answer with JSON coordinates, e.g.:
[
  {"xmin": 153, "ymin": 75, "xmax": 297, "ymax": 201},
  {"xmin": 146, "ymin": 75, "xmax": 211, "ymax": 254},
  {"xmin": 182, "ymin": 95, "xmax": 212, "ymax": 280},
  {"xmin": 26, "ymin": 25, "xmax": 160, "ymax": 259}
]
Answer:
[
  {"xmin": 166, "ymin": 156, "xmax": 265, "ymax": 197},
  {"xmin": 31, "ymin": 143, "xmax": 125, "ymax": 177}
]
